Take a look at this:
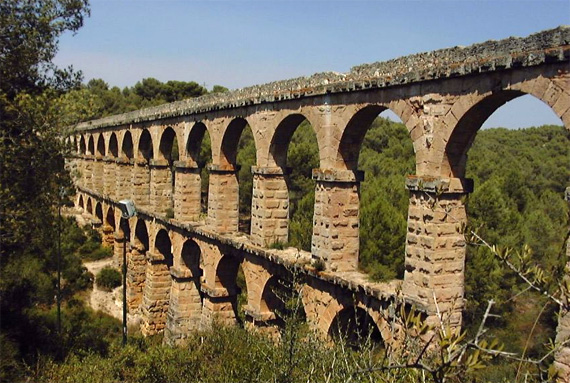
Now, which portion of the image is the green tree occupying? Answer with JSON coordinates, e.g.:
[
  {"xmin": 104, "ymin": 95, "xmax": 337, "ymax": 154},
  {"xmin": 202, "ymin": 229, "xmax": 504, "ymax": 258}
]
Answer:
[{"xmin": 0, "ymin": 0, "xmax": 91, "ymax": 379}]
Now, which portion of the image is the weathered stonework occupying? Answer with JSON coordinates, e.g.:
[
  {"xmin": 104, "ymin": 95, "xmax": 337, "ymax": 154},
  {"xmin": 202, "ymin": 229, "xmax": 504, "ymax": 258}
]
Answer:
[
  {"xmin": 311, "ymin": 169, "xmax": 363, "ymax": 272},
  {"xmin": 67, "ymin": 27, "xmax": 570, "ymax": 379},
  {"xmin": 250, "ymin": 167, "xmax": 290, "ymax": 247},
  {"xmin": 207, "ymin": 165, "xmax": 239, "ymax": 233},
  {"xmin": 173, "ymin": 161, "xmax": 202, "ymax": 222},
  {"xmin": 403, "ymin": 176, "xmax": 472, "ymax": 328},
  {"xmin": 149, "ymin": 160, "xmax": 173, "ymax": 216},
  {"xmin": 140, "ymin": 252, "xmax": 172, "ymax": 336}
]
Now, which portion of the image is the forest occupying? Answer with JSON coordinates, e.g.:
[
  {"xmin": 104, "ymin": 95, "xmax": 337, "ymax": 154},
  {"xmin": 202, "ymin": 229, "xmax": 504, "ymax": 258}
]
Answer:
[{"xmin": 1, "ymin": 1, "xmax": 569, "ymax": 382}]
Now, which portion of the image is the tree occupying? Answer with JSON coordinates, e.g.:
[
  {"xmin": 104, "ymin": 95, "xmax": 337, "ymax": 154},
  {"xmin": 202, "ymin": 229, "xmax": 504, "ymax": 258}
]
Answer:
[{"xmin": 0, "ymin": 0, "xmax": 91, "ymax": 379}]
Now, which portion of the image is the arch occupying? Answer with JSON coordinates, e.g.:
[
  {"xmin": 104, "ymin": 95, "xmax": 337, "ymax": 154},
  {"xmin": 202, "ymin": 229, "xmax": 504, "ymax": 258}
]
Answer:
[
  {"xmin": 87, "ymin": 135, "xmax": 95, "ymax": 156},
  {"xmin": 215, "ymin": 252, "xmax": 243, "ymax": 295},
  {"xmin": 77, "ymin": 194, "xmax": 84, "ymax": 210},
  {"xmin": 220, "ymin": 118, "xmax": 249, "ymax": 167},
  {"xmin": 94, "ymin": 201, "xmax": 103, "ymax": 223},
  {"xmin": 108, "ymin": 133, "xmax": 119, "ymax": 158},
  {"xmin": 137, "ymin": 129, "xmax": 153, "ymax": 161},
  {"xmin": 134, "ymin": 219, "xmax": 149, "ymax": 251},
  {"xmin": 269, "ymin": 114, "xmax": 317, "ymax": 168},
  {"xmin": 328, "ymin": 306, "xmax": 383, "ymax": 348},
  {"xmin": 181, "ymin": 239, "xmax": 202, "ymax": 278},
  {"xmin": 158, "ymin": 127, "xmax": 180, "ymax": 162},
  {"xmin": 105, "ymin": 206, "xmax": 116, "ymax": 231},
  {"xmin": 86, "ymin": 197, "xmax": 93, "ymax": 214},
  {"xmin": 186, "ymin": 122, "xmax": 210, "ymax": 165},
  {"xmin": 442, "ymin": 90, "xmax": 567, "ymax": 178},
  {"xmin": 78, "ymin": 135, "xmax": 86, "ymax": 155},
  {"xmin": 338, "ymin": 105, "xmax": 396, "ymax": 171},
  {"xmin": 96, "ymin": 134, "xmax": 105, "ymax": 157},
  {"xmin": 260, "ymin": 274, "xmax": 305, "ymax": 325},
  {"xmin": 155, "ymin": 229, "xmax": 173, "ymax": 267},
  {"xmin": 121, "ymin": 131, "xmax": 134, "ymax": 159}
]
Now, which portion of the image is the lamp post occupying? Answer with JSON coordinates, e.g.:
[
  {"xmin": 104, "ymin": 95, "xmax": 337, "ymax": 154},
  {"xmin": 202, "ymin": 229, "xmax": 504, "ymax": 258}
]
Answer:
[{"xmin": 118, "ymin": 199, "xmax": 136, "ymax": 346}]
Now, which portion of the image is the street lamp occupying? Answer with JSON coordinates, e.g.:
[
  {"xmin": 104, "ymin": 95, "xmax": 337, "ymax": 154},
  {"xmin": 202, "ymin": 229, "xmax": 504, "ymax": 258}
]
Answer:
[{"xmin": 118, "ymin": 199, "xmax": 136, "ymax": 346}]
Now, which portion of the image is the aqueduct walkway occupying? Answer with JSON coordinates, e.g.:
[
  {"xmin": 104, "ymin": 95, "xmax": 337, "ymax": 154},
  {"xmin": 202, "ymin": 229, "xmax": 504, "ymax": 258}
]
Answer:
[{"xmin": 68, "ymin": 26, "xmax": 570, "ymax": 376}]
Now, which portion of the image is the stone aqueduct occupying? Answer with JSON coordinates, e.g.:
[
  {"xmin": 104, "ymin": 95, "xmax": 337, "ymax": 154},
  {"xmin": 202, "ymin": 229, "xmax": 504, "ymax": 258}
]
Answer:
[{"xmin": 67, "ymin": 26, "xmax": 569, "ymax": 367}]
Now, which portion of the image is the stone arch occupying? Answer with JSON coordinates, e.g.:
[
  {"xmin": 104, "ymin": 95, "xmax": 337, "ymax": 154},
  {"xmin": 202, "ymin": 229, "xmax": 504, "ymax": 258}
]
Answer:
[
  {"xmin": 137, "ymin": 129, "xmax": 154, "ymax": 161},
  {"xmin": 87, "ymin": 135, "xmax": 95, "ymax": 156},
  {"xmin": 96, "ymin": 133, "xmax": 105, "ymax": 158},
  {"xmin": 108, "ymin": 132, "xmax": 119, "ymax": 158},
  {"xmin": 154, "ymin": 229, "xmax": 174, "ymax": 267},
  {"xmin": 337, "ymin": 104, "xmax": 411, "ymax": 171},
  {"xmin": 134, "ymin": 219, "xmax": 150, "ymax": 250},
  {"xmin": 212, "ymin": 250, "xmax": 247, "ymax": 324},
  {"xmin": 77, "ymin": 194, "xmax": 84, "ymax": 210},
  {"xmin": 86, "ymin": 197, "xmax": 93, "ymax": 214},
  {"xmin": 219, "ymin": 117, "xmax": 251, "ymax": 167},
  {"xmin": 269, "ymin": 113, "xmax": 320, "ymax": 168},
  {"xmin": 259, "ymin": 273, "xmax": 305, "ymax": 327},
  {"xmin": 94, "ymin": 201, "xmax": 103, "ymax": 224},
  {"xmin": 186, "ymin": 122, "xmax": 211, "ymax": 165},
  {"xmin": 158, "ymin": 126, "xmax": 180, "ymax": 162},
  {"xmin": 104, "ymin": 205, "xmax": 116, "ymax": 231},
  {"xmin": 442, "ymin": 89, "xmax": 568, "ymax": 178},
  {"xmin": 78, "ymin": 135, "xmax": 86, "ymax": 155},
  {"xmin": 180, "ymin": 239, "xmax": 202, "ymax": 278},
  {"xmin": 121, "ymin": 130, "xmax": 134, "ymax": 159},
  {"xmin": 215, "ymin": 252, "xmax": 243, "ymax": 294},
  {"xmin": 327, "ymin": 306, "xmax": 383, "ymax": 347}
]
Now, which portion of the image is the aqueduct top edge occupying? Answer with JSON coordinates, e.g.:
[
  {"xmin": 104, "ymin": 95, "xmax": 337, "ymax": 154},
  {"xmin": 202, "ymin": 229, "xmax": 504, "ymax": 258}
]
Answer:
[{"xmin": 74, "ymin": 26, "xmax": 569, "ymax": 132}]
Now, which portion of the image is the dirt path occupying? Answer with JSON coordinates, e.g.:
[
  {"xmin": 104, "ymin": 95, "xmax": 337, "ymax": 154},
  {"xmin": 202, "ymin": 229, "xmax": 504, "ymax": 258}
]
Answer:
[{"xmin": 84, "ymin": 258, "xmax": 141, "ymax": 326}]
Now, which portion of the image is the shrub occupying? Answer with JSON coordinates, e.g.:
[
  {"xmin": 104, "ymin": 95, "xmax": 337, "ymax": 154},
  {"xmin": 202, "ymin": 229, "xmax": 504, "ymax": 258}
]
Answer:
[{"xmin": 96, "ymin": 267, "xmax": 121, "ymax": 291}]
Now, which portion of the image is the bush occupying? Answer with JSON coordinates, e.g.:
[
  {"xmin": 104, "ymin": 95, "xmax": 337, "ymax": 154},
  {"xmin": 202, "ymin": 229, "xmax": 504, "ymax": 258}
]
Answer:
[{"xmin": 96, "ymin": 267, "xmax": 121, "ymax": 291}]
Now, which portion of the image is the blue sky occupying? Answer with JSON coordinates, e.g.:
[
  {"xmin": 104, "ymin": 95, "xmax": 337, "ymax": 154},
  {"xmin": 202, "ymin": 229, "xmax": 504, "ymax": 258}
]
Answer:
[{"xmin": 54, "ymin": 0, "xmax": 569, "ymax": 128}]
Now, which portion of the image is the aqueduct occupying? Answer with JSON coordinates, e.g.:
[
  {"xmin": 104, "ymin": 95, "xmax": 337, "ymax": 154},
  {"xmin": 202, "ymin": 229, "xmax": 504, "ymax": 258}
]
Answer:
[{"xmin": 68, "ymin": 27, "xmax": 570, "ymax": 375}]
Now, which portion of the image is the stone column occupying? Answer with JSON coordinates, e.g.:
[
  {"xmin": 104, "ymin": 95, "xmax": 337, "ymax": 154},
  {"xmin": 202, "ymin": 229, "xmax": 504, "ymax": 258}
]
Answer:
[
  {"xmin": 102, "ymin": 157, "xmax": 117, "ymax": 199},
  {"xmin": 83, "ymin": 155, "xmax": 94, "ymax": 190},
  {"xmin": 66, "ymin": 155, "xmax": 81, "ymax": 188},
  {"xmin": 72, "ymin": 155, "xmax": 82, "ymax": 188},
  {"xmin": 199, "ymin": 284, "xmax": 238, "ymax": 328},
  {"xmin": 132, "ymin": 159, "xmax": 151, "ymax": 209},
  {"xmin": 554, "ymin": 187, "xmax": 570, "ymax": 382},
  {"xmin": 250, "ymin": 166, "xmax": 290, "ymax": 247},
  {"xmin": 92, "ymin": 156, "xmax": 104, "ymax": 193},
  {"xmin": 101, "ymin": 223, "xmax": 115, "ymax": 250},
  {"xmin": 164, "ymin": 267, "xmax": 202, "ymax": 345},
  {"xmin": 402, "ymin": 176, "xmax": 473, "ymax": 329},
  {"xmin": 127, "ymin": 243, "xmax": 147, "ymax": 311},
  {"xmin": 149, "ymin": 159, "xmax": 173, "ymax": 217},
  {"xmin": 140, "ymin": 251, "xmax": 172, "ymax": 336},
  {"xmin": 206, "ymin": 164, "xmax": 239, "ymax": 233},
  {"xmin": 311, "ymin": 169, "xmax": 363, "ymax": 272},
  {"xmin": 173, "ymin": 160, "xmax": 202, "ymax": 222},
  {"xmin": 115, "ymin": 158, "xmax": 134, "ymax": 201}
]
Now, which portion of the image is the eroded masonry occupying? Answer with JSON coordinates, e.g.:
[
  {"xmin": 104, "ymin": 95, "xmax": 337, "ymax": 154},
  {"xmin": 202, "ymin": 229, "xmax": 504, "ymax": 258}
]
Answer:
[{"xmin": 67, "ymin": 27, "xmax": 570, "ymax": 377}]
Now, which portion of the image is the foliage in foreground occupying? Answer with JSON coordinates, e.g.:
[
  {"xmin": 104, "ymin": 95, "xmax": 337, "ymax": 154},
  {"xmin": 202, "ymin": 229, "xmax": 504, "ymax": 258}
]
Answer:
[{"xmin": 31, "ymin": 316, "xmax": 497, "ymax": 383}]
